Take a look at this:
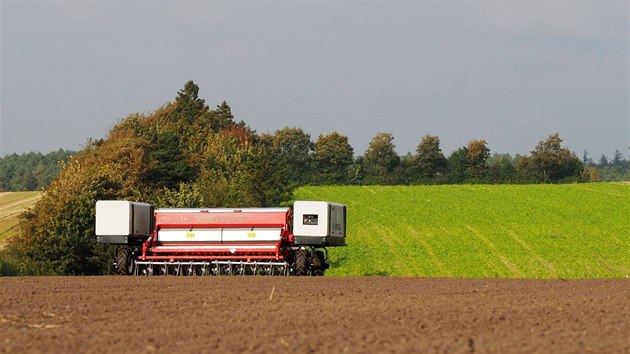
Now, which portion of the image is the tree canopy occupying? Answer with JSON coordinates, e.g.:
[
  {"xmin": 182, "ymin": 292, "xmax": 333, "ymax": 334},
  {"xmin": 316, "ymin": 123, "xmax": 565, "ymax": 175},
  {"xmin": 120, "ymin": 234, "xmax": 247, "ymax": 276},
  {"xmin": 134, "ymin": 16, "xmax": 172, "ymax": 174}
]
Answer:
[
  {"xmin": 411, "ymin": 135, "xmax": 447, "ymax": 182},
  {"xmin": 466, "ymin": 140, "xmax": 490, "ymax": 181},
  {"xmin": 313, "ymin": 132, "xmax": 354, "ymax": 185},
  {"xmin": 517, "ymin": 133, "xmax": 583, "ymax": 183},
  {"xmin": 0, "ymin": 150, "xmax": 75, "ymax": 191},
  {"xmin": 363, "ymin": 132, "xmax": 400, "ymax": 185}
]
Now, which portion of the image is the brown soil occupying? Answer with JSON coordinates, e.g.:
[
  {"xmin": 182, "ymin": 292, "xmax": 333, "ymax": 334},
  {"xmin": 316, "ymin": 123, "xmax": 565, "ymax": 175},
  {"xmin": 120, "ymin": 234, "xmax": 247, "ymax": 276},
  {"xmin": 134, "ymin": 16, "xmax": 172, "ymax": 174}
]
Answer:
[{"xmin": 0, "ymin": 277, "xmax": 628, "ymax": 353}]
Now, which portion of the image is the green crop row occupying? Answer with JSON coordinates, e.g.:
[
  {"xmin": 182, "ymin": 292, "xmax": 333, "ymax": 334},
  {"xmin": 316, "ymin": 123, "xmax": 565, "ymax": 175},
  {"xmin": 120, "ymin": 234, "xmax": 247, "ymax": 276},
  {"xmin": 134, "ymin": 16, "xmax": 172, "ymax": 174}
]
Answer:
[{"xmin": 294, "ymin": 183, "xmax": 630, "ymax": 278}]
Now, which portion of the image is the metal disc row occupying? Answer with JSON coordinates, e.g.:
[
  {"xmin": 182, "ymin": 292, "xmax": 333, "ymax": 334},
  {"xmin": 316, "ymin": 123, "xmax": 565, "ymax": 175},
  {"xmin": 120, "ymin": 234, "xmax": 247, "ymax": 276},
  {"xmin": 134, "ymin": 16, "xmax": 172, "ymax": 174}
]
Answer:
[{"xmin": 134, "ymin": 260, "xmax": 289, "ymax": 276}]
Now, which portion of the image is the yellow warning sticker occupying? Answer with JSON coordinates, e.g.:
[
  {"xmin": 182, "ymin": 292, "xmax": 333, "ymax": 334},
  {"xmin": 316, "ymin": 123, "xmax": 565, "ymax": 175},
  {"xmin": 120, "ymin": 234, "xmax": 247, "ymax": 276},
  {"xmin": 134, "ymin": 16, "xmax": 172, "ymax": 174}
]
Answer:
[
  {"xmin": 186, "ymin": 232, "xmax": 195, "ymax": 238},
  {"xmin": 247, "ymin": 232, "xmax": 256, "ymax": 238}
]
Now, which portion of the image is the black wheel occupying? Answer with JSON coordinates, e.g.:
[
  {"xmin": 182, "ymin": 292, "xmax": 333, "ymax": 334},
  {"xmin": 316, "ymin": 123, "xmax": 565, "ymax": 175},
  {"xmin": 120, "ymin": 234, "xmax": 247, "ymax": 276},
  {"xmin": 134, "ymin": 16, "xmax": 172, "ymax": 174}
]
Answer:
[
  {"xmin": 310, "ymin": 251, "xmax": 325, "ymax": 276},
  {"xmin": 294, "ymin": 250, "xmax": 308, "ymax": 276},
  {"xmin": 115, "ymin": 247, "xmax": 134, "ymax": 275}
]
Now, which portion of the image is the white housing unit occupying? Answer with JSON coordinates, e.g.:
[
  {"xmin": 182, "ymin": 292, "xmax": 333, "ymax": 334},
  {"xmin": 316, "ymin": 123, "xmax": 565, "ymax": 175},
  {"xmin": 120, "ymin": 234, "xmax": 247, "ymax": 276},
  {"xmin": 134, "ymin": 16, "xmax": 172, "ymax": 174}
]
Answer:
[
  {"xmin": 96, "ymin": 201, "xmax": 153, "ymax": 244},
  {"xmin": 293, "ymin": 201, "xmax": 346, "ymax": 246}
]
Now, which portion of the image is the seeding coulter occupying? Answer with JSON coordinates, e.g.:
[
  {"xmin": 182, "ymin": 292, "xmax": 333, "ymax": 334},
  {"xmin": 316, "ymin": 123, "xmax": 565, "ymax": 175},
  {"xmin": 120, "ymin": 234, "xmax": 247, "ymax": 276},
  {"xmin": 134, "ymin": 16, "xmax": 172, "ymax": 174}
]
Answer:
[{"xmin": 96, "ymin": 200, "xmax": 346, "ymax": 276}]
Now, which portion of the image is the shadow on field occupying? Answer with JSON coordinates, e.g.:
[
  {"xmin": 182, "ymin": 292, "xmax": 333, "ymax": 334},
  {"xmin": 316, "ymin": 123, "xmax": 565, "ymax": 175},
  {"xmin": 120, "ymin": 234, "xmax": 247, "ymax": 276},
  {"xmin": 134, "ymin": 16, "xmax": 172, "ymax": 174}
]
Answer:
[
  {"xmin": 329, "ymin": 255, "xmax": 390, "ymax": 276},
  {"xmin": 329, "ymin": 255, "xmax": 348, "ymax": 270}
]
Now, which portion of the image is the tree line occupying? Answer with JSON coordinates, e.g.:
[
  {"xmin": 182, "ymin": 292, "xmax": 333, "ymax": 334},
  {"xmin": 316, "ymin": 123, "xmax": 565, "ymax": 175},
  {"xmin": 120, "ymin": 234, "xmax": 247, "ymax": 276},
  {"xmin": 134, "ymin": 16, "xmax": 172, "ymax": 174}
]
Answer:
[
  {"xmin": 0, "ymin": 81, "xmax": 624, "ymax": 275},
  {"xmin": 582, "ymin": 150, "xmax": 630, "ymax": 182},
  {"xmin": 4, "ymin": 132, "xmax": 628, "ymax": 192},
  {"xmin": 3, "ymin": 97, "xmax": 628, "ymax": 192},
  {"xmin": 0, "ymin": 150, "xmax": 75, "ymax": 191},
  {"xmin": 302, "ymin": 131, "xmax": 587, "ymax": 186}
]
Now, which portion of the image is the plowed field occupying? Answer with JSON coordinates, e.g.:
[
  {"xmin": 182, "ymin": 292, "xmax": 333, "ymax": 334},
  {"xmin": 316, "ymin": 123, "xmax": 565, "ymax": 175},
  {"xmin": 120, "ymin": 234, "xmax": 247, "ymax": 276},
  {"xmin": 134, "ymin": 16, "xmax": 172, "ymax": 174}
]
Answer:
[{"xmin": 0, "ymin": 277, "xmax": 628, "ymax": 353}]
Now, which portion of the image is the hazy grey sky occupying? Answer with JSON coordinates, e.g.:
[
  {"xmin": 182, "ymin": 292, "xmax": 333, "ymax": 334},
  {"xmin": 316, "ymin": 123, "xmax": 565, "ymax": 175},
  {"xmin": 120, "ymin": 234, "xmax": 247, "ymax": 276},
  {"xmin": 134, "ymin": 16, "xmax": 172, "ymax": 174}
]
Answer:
[{"xmin": 1, "ymin": 1, "xmax": 628, "ymax": 159}]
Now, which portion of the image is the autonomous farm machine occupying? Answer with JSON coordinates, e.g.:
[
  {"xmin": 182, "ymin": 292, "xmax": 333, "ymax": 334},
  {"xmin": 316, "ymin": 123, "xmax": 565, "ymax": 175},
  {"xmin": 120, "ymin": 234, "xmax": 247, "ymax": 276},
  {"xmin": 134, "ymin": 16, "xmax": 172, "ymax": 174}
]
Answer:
[{"xmin": 96, "ymin": 200, "xmax": 346, "ymax": 276}]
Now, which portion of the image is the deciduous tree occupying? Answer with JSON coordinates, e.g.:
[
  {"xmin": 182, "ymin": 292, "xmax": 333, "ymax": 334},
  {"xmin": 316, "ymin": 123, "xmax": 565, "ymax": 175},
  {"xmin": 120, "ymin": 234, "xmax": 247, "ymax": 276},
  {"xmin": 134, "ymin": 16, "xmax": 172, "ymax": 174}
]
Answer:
[
  {"xmin": 447, "ymin": 147, "xmax": 468, "ymax": 184},
  {"xmin": 411, "ymin": 135, "xmax": 447, "ymax": 182},
  {"xmin": 517, "ymin": 133, "xmax": 583, "ymax": 183},
  {"xmin": 313, "ymin": 132, "xmax": 354, "ymax": 184},
  {"xmin": 271, "ymin": 127, "xmax": 314, "ymax": 185},
  {"xmin": 466, "ymin": 140, "xmax": 490, "ymax": 181},
  {"xmin": 363, "ymin": 132, "xmax": 400, "ymax": 185},
  {"xmin": 487, "ymin": 153, "xmax": 517, "ymax": 184}
]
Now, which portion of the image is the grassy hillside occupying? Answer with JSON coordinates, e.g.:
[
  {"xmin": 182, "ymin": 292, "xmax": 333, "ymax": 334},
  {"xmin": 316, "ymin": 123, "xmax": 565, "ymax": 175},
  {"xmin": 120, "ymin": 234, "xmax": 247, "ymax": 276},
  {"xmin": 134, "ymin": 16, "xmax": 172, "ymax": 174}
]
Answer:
[
  {"xmin": 0, "ymin": 192, "xmax": 42, "ymax": 245},
  {"xmin": 295, "ymin": 184, "xmax": 630, "ymax": 278}
]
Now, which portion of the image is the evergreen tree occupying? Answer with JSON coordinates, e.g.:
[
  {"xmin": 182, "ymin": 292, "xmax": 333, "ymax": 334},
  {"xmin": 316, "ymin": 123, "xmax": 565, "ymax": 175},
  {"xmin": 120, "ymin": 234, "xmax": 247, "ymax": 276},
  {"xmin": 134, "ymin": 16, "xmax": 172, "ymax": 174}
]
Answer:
[
  {"xmin": 0, "ymin": 150, "xmax": 74, "ymax": 191},
  {"xmin": 213, "ymin": 101, "xmax": 236, "ymax": 131},
  {"xmin": 598, "ymin": 154, "xmax": 609, "ymax": 168},
  {"xmin": 174, "ymin": 80, "xmax": 208, "ymax": 124},
  {"xmin": 146, "ymin": 131, "xmax": 190, "ymax": 189},
  {"xmin": 611, "ymin": 150, "xmax": 624, "ymax": 169},
  {"xmin": 582, "ymin": 150, "xmax": 595, "ymax": 167}
]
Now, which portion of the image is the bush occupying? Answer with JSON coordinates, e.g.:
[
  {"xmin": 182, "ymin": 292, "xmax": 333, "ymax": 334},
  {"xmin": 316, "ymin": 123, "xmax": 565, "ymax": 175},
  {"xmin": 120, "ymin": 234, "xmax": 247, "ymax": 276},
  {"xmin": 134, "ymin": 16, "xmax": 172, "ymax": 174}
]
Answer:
[{"xmin": 0, "ymin": 252, "xmax": 19, "ymax": 276}]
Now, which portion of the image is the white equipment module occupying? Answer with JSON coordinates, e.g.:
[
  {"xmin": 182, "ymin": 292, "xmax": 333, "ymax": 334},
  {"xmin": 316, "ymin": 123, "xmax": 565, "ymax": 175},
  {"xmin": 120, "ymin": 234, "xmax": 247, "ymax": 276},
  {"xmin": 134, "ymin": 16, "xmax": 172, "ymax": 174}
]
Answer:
[
  {"xmin": 95, "ymin": 201, "xmax": 153, "ymax": 244},
  {"xmin": 293, "ymin": 201, "xmax": 346, "ymax": 246}
]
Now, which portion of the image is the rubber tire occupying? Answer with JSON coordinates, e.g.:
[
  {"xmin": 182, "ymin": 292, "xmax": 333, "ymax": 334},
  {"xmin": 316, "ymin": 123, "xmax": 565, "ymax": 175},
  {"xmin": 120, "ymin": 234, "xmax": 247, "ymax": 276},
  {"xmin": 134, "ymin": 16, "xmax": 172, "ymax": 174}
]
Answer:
[
  {"xmin": 311, "ymin": 251, "xmax": 325, "ymax": 276},
  {"xmin": 294, "ymin": 250, "xmax": 308, "ymax": 276},
  {"xmin": 310, "ymin": 254, "xmax": 323, "ymax": 276},
  {"xmin": 115, "ymin": 247, "xmax": 133, "ymax": 275}
]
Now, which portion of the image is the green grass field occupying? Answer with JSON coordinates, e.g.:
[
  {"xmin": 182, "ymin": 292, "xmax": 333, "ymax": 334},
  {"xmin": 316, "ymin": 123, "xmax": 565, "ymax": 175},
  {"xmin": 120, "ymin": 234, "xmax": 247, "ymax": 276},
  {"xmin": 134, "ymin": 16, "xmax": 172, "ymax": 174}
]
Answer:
[
  {"xmin": 295, "ymin": 184, "xmax": 630, "ymax": 278},
  {"xmin": 0, "ymin": 192, "xmax": 42, "ymax": 245}
]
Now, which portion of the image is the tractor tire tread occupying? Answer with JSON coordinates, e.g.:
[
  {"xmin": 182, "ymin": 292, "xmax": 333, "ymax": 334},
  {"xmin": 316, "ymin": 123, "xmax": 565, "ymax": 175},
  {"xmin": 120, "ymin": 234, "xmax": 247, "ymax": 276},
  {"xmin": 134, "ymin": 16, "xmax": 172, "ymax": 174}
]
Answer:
[
  {"xmin": 294, "ymin": 250, "xmax": 308, "ymax": 276},
  {"xmin": 115, "ymin": 247, "xmax": 130, "ymax": 275}
]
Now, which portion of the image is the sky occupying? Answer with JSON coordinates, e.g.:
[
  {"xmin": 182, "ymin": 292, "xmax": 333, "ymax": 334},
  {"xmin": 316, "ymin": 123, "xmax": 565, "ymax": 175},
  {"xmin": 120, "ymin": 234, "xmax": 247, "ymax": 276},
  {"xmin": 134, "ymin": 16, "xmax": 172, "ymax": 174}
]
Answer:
[{"xmin": 1, "ymin": 1, "xmax": 628, "ymax": 159}]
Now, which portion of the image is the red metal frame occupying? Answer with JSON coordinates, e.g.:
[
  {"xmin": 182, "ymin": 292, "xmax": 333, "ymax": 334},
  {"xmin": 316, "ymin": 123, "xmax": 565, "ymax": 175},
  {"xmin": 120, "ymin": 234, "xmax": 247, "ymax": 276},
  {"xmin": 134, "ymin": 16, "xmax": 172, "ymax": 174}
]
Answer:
[
  {"xmin": 140, "ymin": 209, "xmax": 293, "ymax": 262},
  {"xmin": 155, "ymin": 210, "xmax": 288, "ymax": 228}
]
